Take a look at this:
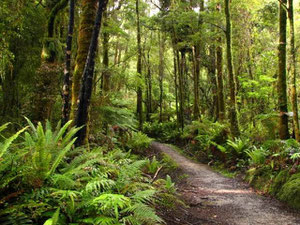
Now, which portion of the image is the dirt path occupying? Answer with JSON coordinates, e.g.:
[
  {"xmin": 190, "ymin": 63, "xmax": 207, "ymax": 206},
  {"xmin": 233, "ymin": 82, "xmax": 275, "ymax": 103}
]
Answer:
[{"xmin": 151, "ymin": 142, "xmax": 300, "ymax": 225}]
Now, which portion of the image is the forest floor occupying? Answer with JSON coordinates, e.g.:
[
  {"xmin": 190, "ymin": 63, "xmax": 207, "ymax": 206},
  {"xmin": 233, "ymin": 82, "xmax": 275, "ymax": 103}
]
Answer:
[{"xmin": 151, "ymin": 142, "xmax": 300, "ymax": 225}]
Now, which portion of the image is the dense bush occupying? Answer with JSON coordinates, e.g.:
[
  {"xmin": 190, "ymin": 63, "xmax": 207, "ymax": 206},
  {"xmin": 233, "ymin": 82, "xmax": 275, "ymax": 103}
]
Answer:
[
  {"xmin": 143, "ymin": 121, "xmax": 179, "ymax": 142},
  {"xmin": 0, "ymin": 121, "xmax": 174, "ymax": 224}
]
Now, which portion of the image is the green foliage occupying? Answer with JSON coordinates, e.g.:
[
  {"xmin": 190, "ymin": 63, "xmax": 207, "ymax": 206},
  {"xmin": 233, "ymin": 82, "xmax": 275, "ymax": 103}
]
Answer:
[
  {"xmin": 22, "ymin": 119, "xmax": 81, "ymax": 187},
  {"xmin": 43, "ymin": 208, "xmax": 60, "ymax": 225},
  {"xmin": 0, "ymin": 123, "xmax": 27, "ymax": 158},
  {"xmin": 245, "ymin": 146, "xmax": 268, "ymax": 165},
  {"xmin": 127, "ymin": 132, "xmax": 153, "ymax": 153},
  {"xmin": 0, "ymin": 120, "xmax": 166, "ymax": 225},
  {"xmin": 278, "ymin": 173, "xmax": 300, "ymax": 209},
  {"xmin": 227, "ymin": 138, "xmax": 250, "ymax": 156},
  {"xmin": 146, "ymin": 156, "xmax": 161, "ymax": 174},
  {"xmin": 269, "ymin": 170, "xmax": 290, "ymax": 195},
  {"xmin": 143, "ymin": 121, "xmax": 179, "ymax": 142}
]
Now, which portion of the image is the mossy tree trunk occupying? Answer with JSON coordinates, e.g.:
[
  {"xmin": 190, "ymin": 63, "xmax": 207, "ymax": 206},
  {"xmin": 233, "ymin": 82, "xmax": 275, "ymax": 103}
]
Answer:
[
  {"xmin": 70, "ymin": 0, "xmax": 97, "ymax": 122},
  {"xmin": 136, "ymin": 0, "xmax": 143, "ymax": 130},
  {"xmin": 101, "ymin": 8, "xmax": 110, "ymax": 95},
  {"xmin": 278, "ymin": 0, "xmax": 289, "ymax": 139},
  {"xmin": 75, "ymin": 0, "xmax": 109, "ymax": 146},
  {"xmin": 288, "ymin": 0, "xmax": 300, "ymax": 141},
  {"xmin": 159, "ymin": 31, "xmax": 165, "ymax": 122},
  {"xmin": 62, "ymin": 0, "xmax": 75, "ymax": 125},
  {"xmin": 224, "ymin": 0, "xmax": 240, "ymax": 137},
  {"xmin": 216, "ymin": 39, "xmax": 225, "ymax": 121},
  {"xmin": 193, "ymin": 0, "xmax": 204, "ymax": 121},
  {"xmin": 208, "ymin": 45, "xmax": 218, "ymax": 120}
]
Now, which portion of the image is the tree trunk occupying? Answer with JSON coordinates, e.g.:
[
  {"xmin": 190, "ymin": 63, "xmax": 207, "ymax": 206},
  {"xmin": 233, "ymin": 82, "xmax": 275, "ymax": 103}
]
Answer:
[
  {"xmin": 208, "ymin": 45, "xmax": 218, "ymax": 120},
  {"xmin": 224, "ymin": 0, "xmax": 240, "ymax": 136},
  {"xmin": 174, "ymin": 50, "xmax": 179, "ymax": 127},
  {"xmin": 159, "ymin": 31, "xmax": 165, "ymax": 122},
  {"xmin": 101, "ymin": 8, "xmax": 110, "ymax": 94},
  {"xmin": 216, "ymin": 40, "xmax": 225, "ymax": 121},
  {"xmin": 70, "ymin": 0, "xmax": 97, "ymax": 122},
  {"xmin": 178, "ymin": 50, "xmax": 185, "ymax": 130},
  {"xmin": 278, "ymin": 0, "xmax": 289, "ymax": 139},
  {"xmin": 146, "ymin": 47, "xmax": 152, "ymax": 121},
  {"xmin": 193, "ymin": 0, "xmax": 204, "ymax": 120},
  {"xmin": 136, "ymin": 0, "xmax": 143, "ymax": 130},
  {"xmin": 75, "ymin": 0, "xmax": 108, "ymax": 146},
  {"xmin": 288, "ymin": 0, "xmax": 299, "ymax": 141},
  {"xmin": 62, "ymin": 0, "xmax": 75, "ymax": 125}
]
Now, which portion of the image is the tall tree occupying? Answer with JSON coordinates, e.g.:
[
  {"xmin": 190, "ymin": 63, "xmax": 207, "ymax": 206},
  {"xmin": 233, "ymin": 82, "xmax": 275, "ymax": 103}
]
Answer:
[
  {"xmin": 193, "ymin": 0, "xmax": 204, "ymax": 120},
  {"xmin": 101, "ymin": 8, "xmax": 110, "ymax": 95},
  {"xmin": 70, "ymin": 0, "xmax": 98, "ymax": 122},
  {"xmin": 288, "ymin": 0, "xmax": 299, "ymax": 141},
  {"xmin": 158, "ymin": 31, "xmax": 165, "ymax": 122},
  {"xmin": 224, "ymin": 0, "xmax": 240, "ymax": 136},
  {"xmin": 278, "ymin": 0, "xmax": 289, "ymax": 139},
  {"xmin": 216, "ymin": 40, "xmax": 225, "ymax": 121},
  {"xmin": 75, "ymin": 0, "xmax": 109, "ymax": 146},
  {"xmin": 136, "ymin": 0, "xmax": 143, "ymax": 130},
  {"xmin": 62, "ymin": 0, "xmax": 75, "ymax": 125}
]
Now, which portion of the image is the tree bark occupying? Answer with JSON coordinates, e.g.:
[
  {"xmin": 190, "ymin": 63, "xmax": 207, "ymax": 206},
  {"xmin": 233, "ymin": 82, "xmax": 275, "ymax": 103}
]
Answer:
[
  {"xmin": 62, "ymin": 0, "xmax": 75, "ymax": 125},
  {"xmin": 278, "ymin": 0, "xmax": 289, "ymax": 139},
  {"xmin": 159, "ymin": 31, "xmax": 165, "ymax": 122},
  {"xmin": 288, "ymin": 0, "xmax": 299, "ymax": 141},
  {"xmin": 101, "ymin": 8, "xmax": 110, "ymax": 94},
  {"xmin": 216, "ymin": 40, "xmax": 225, "ymax": 121},
  {"xmin": 208, "ymin": 45, "xmax": 218, "ymax": 120},
  {"xmin": 75, "ymin": 0, "xmax": 109, "ymax": 146},
  {"xmin": 136, "ymin": 0, "xmax": 143, "ymax": 130},
  {"xmin": 224, "ymin": 0, "xmax": 240, "ymax": 136},
  {"xmin": 70, "ymin": 0, "xmax": 98, "ymax": 122},
  {"xmin": 146, "ymin": 47, "xmax": 152, "ymax": 121}
]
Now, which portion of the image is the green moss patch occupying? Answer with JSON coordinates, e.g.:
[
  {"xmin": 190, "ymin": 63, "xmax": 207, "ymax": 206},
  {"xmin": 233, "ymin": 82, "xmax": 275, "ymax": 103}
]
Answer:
[{"xmin": 278, "ymin": 173, "xmax": 300, "ymax": 209}]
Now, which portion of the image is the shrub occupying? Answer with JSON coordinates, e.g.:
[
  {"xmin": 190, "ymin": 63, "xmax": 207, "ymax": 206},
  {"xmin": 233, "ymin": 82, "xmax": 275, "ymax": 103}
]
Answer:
[
  {"xmin": 0, "ymin": 121, "xmax": 166, "ymax": 225},
  {"xmin": 127, "ymin": 131, "xmax": 153, "ymax": 153},
  {"xmin": 245, "ymin": 146, "xmax": 268, "ymax": 165}
]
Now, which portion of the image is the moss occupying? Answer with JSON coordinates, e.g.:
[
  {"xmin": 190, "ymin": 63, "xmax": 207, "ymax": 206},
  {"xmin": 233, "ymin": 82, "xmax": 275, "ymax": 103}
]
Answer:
[
  {"xmin": 245, "ymin": 167, "xmax": 273, "ymax": 192},
  {"xmin": 278, "ymin": 173, "xmax": 300, "ymax": 209},
  {"xmin": 269, "ymin": 170, "xmax": 289, "ymax": 195},
  {"xmin": 70, "ymin": 0, "xmax": 97, "ymax": 121}
]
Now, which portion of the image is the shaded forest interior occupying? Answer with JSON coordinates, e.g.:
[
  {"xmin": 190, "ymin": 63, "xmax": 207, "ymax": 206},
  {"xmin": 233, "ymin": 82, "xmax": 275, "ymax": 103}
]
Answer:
[{"xmin": 1, "ymin": 0, "xmax": 300, "ymax": 224}]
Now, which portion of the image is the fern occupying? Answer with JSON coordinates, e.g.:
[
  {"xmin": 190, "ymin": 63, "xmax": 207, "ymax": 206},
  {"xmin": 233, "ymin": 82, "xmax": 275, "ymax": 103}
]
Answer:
[
  {"xmin": 43, "ymin": 208, "xmax": 60, "ymax": 225},
  {"xmin": 85, "ymin": 178, "xmax": 116, "ymax": 193},
  {"xmin": 0, "ymin": 125, "xmax": 27, "ymax": 158},
  {"xmin": 245, "ymin": 146, "xmax": 268, "ymax": 165}
]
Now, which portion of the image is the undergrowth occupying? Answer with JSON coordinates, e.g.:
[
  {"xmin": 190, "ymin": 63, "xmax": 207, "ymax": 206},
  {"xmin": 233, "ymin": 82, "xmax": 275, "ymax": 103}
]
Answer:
[{"xmin": 0, "ymin": 120, "xmax": 179, "ymax": 224}]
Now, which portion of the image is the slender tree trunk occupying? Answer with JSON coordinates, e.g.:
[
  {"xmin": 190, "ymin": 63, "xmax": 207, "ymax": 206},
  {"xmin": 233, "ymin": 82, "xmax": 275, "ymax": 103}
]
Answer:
[
  {"xmin": 278, "ymin": 0, "xmax": 289, "ymax": 139},
  {"xmin": 70, "ymin": 0, "xmax": 97, "ymax": 122},
  {"xmin": 174, "ymin": 50, "xmax": 179, "ymax": 127},
  {"xmin": 62, "ymin": 0, "xmax": 75, "ymax": 125},
  {"xmin": 288, "ymin": 0, "xmax": 299, "ymax": 141},
  {"xmin": 224, "ymin": 0, "xmax": 240, "ymax": 136},
  {"xmin": 193, "ymin": 44, "xmax": 201, "ymax": 120},
  {"xmin": 159, "ymin": 31, "xmax": 165, "ymax": 122},
  {"xmin": 208, "ymin": 45, "xmax": 218, "ymax": 120},
  {"xmin": 178, "ymin": 50, "xmax": 185, "ymax": 130},
  {"xmin": 146, "ymin": 48, "xmax": 152, "ymax": 121},
  {"xmin": 216, "ymin": 41, "xmax": 225, "ymax": 121},
  {"xmin": 75, "ymin": 0, "xmax": 108, "ymax": 146},
  {"xmin": 136, "ymin": 0, "xmax": 143, "ymax": 130},
  {"xmin": 101, "ymin": 8, "xmax": 110, "ymax": 94},
  {"xmin": 193, "ymin": 1, "xmax": 204, "ymax": 120},
  {"xmin": 247, "ymin": 48, "xmax": 256, "ymax": 127}
]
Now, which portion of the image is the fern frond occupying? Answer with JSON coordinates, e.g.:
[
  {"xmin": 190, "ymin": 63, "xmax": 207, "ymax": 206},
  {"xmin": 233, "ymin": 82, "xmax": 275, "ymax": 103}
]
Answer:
[
  {"xmin": 132, "ymin": 189, "xmax": 156, "ymax": 203},
  {"xmin": 0, "ymin": 126, "xmax": 28, "ymax": 158},
  {"xmin": 85, "ymin": 178, "xmax": 116, "ymax": 193}
]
